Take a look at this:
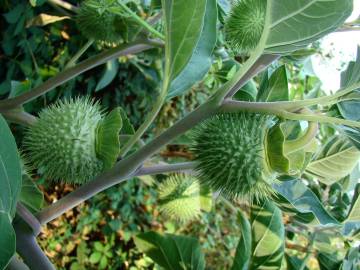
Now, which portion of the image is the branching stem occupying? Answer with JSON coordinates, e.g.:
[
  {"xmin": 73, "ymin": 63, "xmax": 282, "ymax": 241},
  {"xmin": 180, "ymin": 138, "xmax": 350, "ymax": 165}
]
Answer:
[
  {"xmin": 0, "ymin": 40, "xmax": 157, "ymax": 112},
  {"xmin": 65, "ymin": 39, "xmax": 94, "ymax": 69}
]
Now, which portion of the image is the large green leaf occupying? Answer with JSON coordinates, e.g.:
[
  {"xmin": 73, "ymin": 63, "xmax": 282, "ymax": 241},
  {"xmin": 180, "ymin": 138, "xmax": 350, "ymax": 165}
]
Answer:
[
  {"xmin": 346, "ymin": 189, "xmax": 360, "ymax": 222},
  {"xmin": 249, "ymin": 200, "xmax": 285, "ymax": 270},
  {"xmin": 0, "ymin": 115, "xmax": 22, "ymax": 218},
  {"xmin": 306, "ymin": 137, "xmax": 360, "ymax": 185},
  {"xmin": 231, "ymin": 211, "xmax": 251, "ymax": 270},
  {"xmin": 168, "ymin": 0, "xmax": 217, "ymax": 98},
  {"xmin": 162, "ymin": 0, "xmax": 207, "ymax": 81},
  {"xmin": 0, "ymin": 115, "xmax": 22, "ymax": 269},
  {"xmin": 264, "ymin": 0, "xmax": 353, "ymax": 54},
  {"xmin": 134, "ymin": 231, "xmax": 205, "ymax": 270},
  {"xmin": 0, "ymin": 213, "xmax": 16, "ymax": 270},
  {"xmin": 258, "ymin": 65, "xmax": 289, "ymax": 102},
  {"xmin": 95, "ymin": 59, "xmax": 119, "ymax": 92},
  {"xmin": 273, "ymin": 178, "xmax": 339, "ymax": 225}
]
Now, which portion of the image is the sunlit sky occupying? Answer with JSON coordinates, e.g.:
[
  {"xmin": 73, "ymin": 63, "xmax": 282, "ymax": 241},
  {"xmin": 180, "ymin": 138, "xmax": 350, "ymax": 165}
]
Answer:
[{"xmin": 311, "ymin": 0, "xmax": 360, "ymax": 93}]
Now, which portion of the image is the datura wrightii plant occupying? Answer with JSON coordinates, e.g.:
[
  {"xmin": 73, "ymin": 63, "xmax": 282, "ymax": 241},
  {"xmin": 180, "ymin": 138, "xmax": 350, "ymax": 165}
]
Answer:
[{"xmin": 1, "ymin": 0, "xmax": 360, "ymax": 269}]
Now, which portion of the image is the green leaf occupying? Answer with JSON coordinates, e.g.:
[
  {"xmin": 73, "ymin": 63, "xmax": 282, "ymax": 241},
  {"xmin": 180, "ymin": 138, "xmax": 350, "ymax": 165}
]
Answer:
[
  {"xmin": 266, "ymin": 121, "xmax": 290, "ymax": 174},
  {"xmin": 249, "ymin": 200, "xmax": 285, "ymax": 270},
  {"xmin": 0, "ymin": 115, "xmax": 21, "ymax": 268},
  {"xmin": 167, "ymin": 0, "xmax": 217, "ymax": 98},
  {"xmin": 306, "ymin": 137, "xmax": 360, "ymax": 185},
  {"xmin": 231, "ymin": 211, "xmax": 251, "ymax": 270},
  {"xmin": 233, "ymin": 79, "xmax": 258, "ymax": 102},
  {"xmin": 285, "ymin": 254, "xmax": 309, "ymax": 270},
  {"xmin": 263, "ymin": 1, "xmax": 353, "ymax": 54},
  {"xmin": 89, "ymin": 252, "xmax": 102, "ymax": 264},
  {"xmin": 134, "ymin": 231, "xmax": 205, "ymax": 270},
  {"xmin": 20, "ymin": 174, "xmax": 44, "ymax": 212},
  {"xmin": 162, "ymin": 0, "xmax": 207, "ymax": 81},
  {"xmin": 99, "ymin": 256, "xmax": 108, "ymax": 269},
  {"xmin": 273, "ymin": 178, "xmax": 339, "ymax": 225},
  {"xmin": 337, "ymin": 47, "xmax": 360, "ymax": 122},
  {"xmin": 346, "ymin": 190, "xmax": 360, "ymax": 222},
  {"xmin": 0, "ymin": 114, "xmax": 22, "ymax": 219},
  {"xmin": 119, "ymin": 107, "xmax": 135, "ymax": 135},
  {"xmin": 339, "ymin": 126, "xmax": 360, "ymax": 150},
  {"xmin": 96, "ymin": 108, "xmax": 122, "ymax": 169},
  {"xmin": 258, "ymin": 65, "xmax": 289, "ymax": 102},
  {"xmin": 0, "ymin": 213, "xmax": 16, "ymax": 270},
  {"xmin": 95, "ymin": 60, "xmax": 119, "ymax": 92}
]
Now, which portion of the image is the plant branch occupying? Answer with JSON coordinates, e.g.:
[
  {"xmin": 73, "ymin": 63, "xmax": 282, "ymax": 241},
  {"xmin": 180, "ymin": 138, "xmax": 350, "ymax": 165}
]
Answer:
[
  {"xmin": 35, "ymin": 50, "xmax": 279, "ymax": 225},
  {"xmin": 137, "ymin": 162, "xmax": 197, "ymax": 175},
  {"xmin": 215, "ymin": 54, "xmax": 280, "ymax": 101},
  {"xmin": 221, "ymin": 100, "xmax": 360, "ymax": 128},
  {"xmin": 7, "ymin": 256, "xmax": 30, "ymax": 270},
  {"xmin": 35, "ymin": 160, "xmax": 201, "ymax": 225},
  {"xmin": 1, "ymin": 109, "xmax": 37, "ymax": 126},
  {"xmin": 65, "ymin": 39, "xmax": 94, "ymax": 69},
  {"xmin": 112, "ymin": 3, "xmax": 164, "ymax": 40},
  {"xmin": 16, "ymin": 203, "xmax": 42, "ymax": 236},
  {"xmin": 284, "ymin": 109, "xmax": 319, "ymax": 154},
  {"xmin": 47, "ymin": 0, "xmax": 78, "ymax": 12},
  {"xmin": 13, "ymin": 221, "xmax": 55, "ymax": 270},
  {"xmin": 271, "ymin": 82, "xmax": 360, "ymax": 112},
  {"xmin": 0, "ymin": 40, "xmax": 158, "ymax": 112}
]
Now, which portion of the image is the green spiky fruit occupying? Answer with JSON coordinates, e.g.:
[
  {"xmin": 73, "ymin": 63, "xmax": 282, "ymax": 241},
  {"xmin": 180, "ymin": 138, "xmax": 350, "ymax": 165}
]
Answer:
[
  {"xmin": 192, "ymin": 113, "xmax": 276, "ymax": 202},
  {"xmin": 158, "ymin": 175, "xmax": 202, "ymax": 223},
  {"xmin": 76, "ymin": 0, "xmax": 127, "ymax": 44},
  {"xmin": 224, "ymin": 0, "xmax": 267, "ymax": 53},
  {"xmin": 24, "ymin": 98, "xmax": 122, "ymax": 184}
]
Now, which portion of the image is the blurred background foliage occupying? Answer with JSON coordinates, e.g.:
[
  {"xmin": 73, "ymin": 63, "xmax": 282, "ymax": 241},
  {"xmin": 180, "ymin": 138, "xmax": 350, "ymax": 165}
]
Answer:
[{"xmin": 1, "ymin": 0, "xmax": 359, "ymax": 269}]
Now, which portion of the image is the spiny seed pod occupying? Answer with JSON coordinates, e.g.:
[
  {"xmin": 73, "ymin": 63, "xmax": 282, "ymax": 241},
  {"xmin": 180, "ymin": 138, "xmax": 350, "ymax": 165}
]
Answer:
[
  {"xmin": 76, "ymin": 0, "xmax": 127, "ymax": 44},
  {"xmin": 192, "ymin": 113, "xmax": 276, "ymax": 202},
  {"xmin": 224, "ymin": 0, "xmax": 267, "ymax": 54},
  {"xmin": 158, "ymin": 174, "xmax": 202, "ymax": 223},
  {"xmin": 24, "ymin": 97, "xmax": 122, "ymax": 184}
]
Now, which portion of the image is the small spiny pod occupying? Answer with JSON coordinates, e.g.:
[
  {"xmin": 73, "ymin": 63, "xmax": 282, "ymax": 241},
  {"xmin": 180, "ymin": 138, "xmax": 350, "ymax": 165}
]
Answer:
[
  {"xmin": 76, "ymin": 0, "xmax": 127, "ymax": 44},
  {"xmin": 224, "ymin": 0, "xmax": 267, "ymax": 54},
  {"xmin": 192, "ymin": 113, "xmax": 276, "ymax": 203},
  {"xmin": 23, "ymin": 97, "xmax": 122, "ymax": 184},
  {"xmin": 157, "ymin": 174, "xmax": 202, "ymax": 223}
]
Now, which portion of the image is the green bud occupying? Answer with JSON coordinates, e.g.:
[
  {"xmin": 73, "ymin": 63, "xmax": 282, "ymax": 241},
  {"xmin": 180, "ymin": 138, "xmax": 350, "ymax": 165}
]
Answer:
[
  {"xmin": 192, "ymin": 113, "xmax": 276, "ymax": 202},
  {"xmin": 224, "ymin": 0, "xmax": 267, "ymax": 54},
  {"xmin": 24, "ymin": 97, "xmax": 122, "ymax": 184},
  {"xmin": 158, "ymin": 174, "xmax": 202, "ymax": 223}
]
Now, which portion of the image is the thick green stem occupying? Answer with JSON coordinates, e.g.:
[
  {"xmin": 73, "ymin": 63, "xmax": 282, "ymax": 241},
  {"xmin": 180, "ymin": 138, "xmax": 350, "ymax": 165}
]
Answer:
[
  {"xmin": 0, "ymin": 40, "xmax": 156, "ymax": 112},
  {"xmin": 16, "ymin": 203, "xmax": 41, "ymax": 236},
  {"xmin": 272, "ymin": 82, "xmax": 360, "ymax": 112},
  {"xmin": 112, "ymin": 3, "xmax": 164, "ymax": 40},
  {"xmin": 1, "ymin": 110, "xmax": 37, "ymax": 127},
  {"xmin": 65, "ymin": 39, "xmax": 94, "ymax": 69},
  {"xmin": 284, "ymin": 121, "xmax": 318, "ymax": 154},
  {"xmin": 7, "ymin": 256, "xmax": 30, "ymax": 270},
  {"xmin": 221, "ymin": 100, "xmax": 360, "ymax": 128},
  {"xmin": 284, "ymin": 109, "xmax": 319, "ymax": 154},
  {"xmin": 215, "ymin": 54, "xmax": 280, "ymax": 102},
  {"xmin": 13, "ymin": 221, "xmax": 55, "ymax": 270}
]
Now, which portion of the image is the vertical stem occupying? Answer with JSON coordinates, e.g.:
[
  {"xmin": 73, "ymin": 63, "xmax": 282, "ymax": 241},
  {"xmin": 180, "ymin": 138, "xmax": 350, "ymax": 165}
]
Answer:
[
  {"xmin": 65, "ymin": 39, "xmax": 94, "ymax": 69},
  {"xmin": 6, "ymin": 257, "xmax": 30, "ymax": 270},
  {"xmin": 14, "ymin": 225, "xmax": 55, "ymax": 270},
  {"xmin": 115, "ymin": 3, "xmax": 165, "ymax": 40}
]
